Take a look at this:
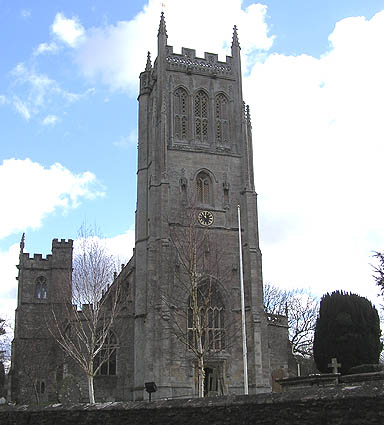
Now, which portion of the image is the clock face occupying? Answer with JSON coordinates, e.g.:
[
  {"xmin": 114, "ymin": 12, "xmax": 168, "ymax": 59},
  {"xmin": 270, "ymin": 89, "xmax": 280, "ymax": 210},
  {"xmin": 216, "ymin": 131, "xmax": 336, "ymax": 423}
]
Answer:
[{"xmin": 198, "ymin": 211, "xmax": 214, "ymax": 226}]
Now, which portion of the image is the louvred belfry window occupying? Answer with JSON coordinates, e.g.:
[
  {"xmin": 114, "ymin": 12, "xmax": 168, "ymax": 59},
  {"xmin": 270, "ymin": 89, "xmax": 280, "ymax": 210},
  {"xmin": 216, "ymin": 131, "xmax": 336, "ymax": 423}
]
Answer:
[
  {"xmin": 174, "ymin": 88, "xmax": 189, "ymax": 141},
  {"xmin": 35, "ymin": 276, "xmax": 47, "ymax": 299},
  {"xmin": 194, "ymin": 91, "xmax": 208, "ymax": 142},
  {"xmin": 215, "ymin": 94, "xmax": 229, "ymax": 144},
  {"xmin": 196, "ymin": 172, "xmax": 210, "ymax": 204}
]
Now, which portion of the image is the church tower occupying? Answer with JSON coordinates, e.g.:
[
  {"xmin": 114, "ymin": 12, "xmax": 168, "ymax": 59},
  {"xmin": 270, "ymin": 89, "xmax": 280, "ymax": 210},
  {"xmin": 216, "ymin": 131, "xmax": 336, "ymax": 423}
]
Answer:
[
  {"xmin": 11, "ymin": 238, "xmax": 73, "ymax": 403},
  {"xmin": 133, "ymin": 14, "xmax": 272, "ymax": 399}
]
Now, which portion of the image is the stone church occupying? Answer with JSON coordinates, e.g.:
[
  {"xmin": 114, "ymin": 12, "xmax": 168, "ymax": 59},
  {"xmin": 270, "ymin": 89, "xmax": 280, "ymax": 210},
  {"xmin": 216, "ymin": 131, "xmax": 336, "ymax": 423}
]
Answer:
[{"xmin": 10, "ymin": 14, "xmax": 289, "ymax": 403}]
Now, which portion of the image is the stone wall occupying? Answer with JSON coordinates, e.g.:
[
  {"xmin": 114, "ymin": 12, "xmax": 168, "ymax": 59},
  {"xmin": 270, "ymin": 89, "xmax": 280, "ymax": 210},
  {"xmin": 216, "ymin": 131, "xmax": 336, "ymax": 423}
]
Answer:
[{"xmin": 1, "ymin": 381, "xmax": 384, "ymax": 425}]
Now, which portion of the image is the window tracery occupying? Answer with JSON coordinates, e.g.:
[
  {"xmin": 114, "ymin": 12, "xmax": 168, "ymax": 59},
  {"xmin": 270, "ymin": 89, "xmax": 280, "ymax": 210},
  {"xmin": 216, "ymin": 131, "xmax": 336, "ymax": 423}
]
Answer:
[
  {"xmin": 187, "ymin": 279, "xmax": 225, "ymax": 352},
  {"xmin": 174, "ymin": 87, "xmax": 189, "ymax": 141},
  {"xmin": 194, "ymin": 91, "xmax": 208, "ymax": 142},
  {"xmin": 196, "ymin": 172, "xmax": 211, "ymax": 204},
  {"xmin": 95, "ymin": 331, "xmax": 117, "ymax": 376},
  {"xmin": 215, "ymin": 94, "xmax": 229, "ymax": 144},
  {"xmin": 35, "ymin": 276, "xmax": 47, "ymax": 299}
]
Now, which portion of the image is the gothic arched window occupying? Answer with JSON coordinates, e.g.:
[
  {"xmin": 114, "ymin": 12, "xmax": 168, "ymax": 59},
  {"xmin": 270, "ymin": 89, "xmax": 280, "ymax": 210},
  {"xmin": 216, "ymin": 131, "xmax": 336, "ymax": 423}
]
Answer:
[
  {"xmin": 194, "ymin": 91, "xmax": 208, "ymax": 142},
  {"xmin": 174, "ymin": 87, "xmax": 189, "ymax": 141},
  {"xmin": 196, "ymin": 172, "xmax": 211, "ymax": 205},
  {"xmin": 35, "ymin": 276, "xmax": 47, "ymax": 299},
  {"xmin": 215, "ymin": 94, "xmax": 229, "ymax": 144},
  {"xmin": 187, "ymin": 279, "xmax": 225, "ymax": 352},
  {"xmin": 95, "ymin": 331, "xmax": 117, "ymax": 376}
]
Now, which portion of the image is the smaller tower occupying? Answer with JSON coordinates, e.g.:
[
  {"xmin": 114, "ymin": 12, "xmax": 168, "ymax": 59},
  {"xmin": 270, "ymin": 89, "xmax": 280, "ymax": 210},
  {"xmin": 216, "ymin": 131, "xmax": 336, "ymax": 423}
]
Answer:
[{"xmin": 11, "ymin": 238, "xmax": 73, "ymax": 404}]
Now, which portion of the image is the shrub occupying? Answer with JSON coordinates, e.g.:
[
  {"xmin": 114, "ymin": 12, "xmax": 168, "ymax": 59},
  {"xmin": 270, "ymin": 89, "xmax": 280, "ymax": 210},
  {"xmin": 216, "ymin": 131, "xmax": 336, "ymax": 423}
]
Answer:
[{"xmin": 313, "ymin": 291, "xmax": 382, "ymax": 374}]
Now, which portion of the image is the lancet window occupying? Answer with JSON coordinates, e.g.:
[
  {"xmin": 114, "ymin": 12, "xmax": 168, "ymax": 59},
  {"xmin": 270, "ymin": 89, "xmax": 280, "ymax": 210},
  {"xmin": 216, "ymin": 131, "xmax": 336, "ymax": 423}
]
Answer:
[
  {"xmin": 95, "ymin": 331, "xmax": 117, "ymax": 376},
  {"xmin": 196, "ymin": 172, "xmax": 211, "ymax": 205},
  {"xmin": 35, "ymin": 276, "xmax": 47, "ymax": 299},
  {"xmin": 35, "ymin": 380, "xmax": 45, "ymax": 395},
  {"xmin": 174, "ymin": 87, "xmax": 189, "ymax": 141},
  {"xmin": 187, "ymin": 279, "xmax": 225, "ymax": 352},
  {"xmin": 215, "ymin": 94, "xmax": 229, "ymax": 144},
  {"xmin": 194, "ymin": 91, "xmax": 208, "ymax": 142}
]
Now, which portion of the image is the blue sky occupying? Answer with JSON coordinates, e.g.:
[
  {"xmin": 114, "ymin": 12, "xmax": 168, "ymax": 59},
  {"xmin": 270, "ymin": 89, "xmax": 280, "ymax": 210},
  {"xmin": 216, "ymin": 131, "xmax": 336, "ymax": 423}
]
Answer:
[{"xmin": 2, "ymin": 0, "xmax": 384, "ymax": 321}]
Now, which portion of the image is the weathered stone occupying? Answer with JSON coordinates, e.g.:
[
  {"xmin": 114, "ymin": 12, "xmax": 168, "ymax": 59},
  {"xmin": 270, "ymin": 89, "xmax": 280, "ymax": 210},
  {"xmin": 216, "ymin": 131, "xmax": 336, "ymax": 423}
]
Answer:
[
  {"xmin": 2, "ymin": 384, "xmax": 384, "ymax": 425},
  {"xmin": 10, "ymin": 13, "xmax": 289, "ymax": 404}
]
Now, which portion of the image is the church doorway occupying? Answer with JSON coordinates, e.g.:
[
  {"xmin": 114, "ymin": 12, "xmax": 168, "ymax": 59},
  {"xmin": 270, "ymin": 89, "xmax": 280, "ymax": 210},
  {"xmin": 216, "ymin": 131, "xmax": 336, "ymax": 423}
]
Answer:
[{"xmin": 200, "ymin": 364, "xmax": 225, "ymax": 397}]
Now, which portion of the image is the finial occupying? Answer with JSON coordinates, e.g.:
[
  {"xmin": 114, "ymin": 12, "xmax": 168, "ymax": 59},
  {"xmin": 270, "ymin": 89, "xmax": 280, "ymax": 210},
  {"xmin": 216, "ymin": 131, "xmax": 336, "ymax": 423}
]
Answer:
[
  {"xmin": 20, "ymin": 232, "xmax": 25, "ymax": 254},
  {"xmin": 158, "ymin": 11, "xmax": 167, "ymax": 37},
  {"xmin": 232, "ymin": 25, "xmax": 240, "ymax": 49},
  {"xmin": 145, "ymin": 51, "xmax": 152, "ymax": 71}
]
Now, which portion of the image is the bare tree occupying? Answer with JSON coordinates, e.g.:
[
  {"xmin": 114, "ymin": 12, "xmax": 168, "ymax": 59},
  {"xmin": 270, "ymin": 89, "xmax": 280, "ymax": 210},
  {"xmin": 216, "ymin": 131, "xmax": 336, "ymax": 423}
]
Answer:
[
  {"xmin": 0, "ymin": 318, "xmax": 8, "ymax": 361},
  {"xmin": 0, "ymin": 318, "xmax": 7, "ymax": 397},
  {"xmin": 50, "ymin": 225, "xmax": 123, "ymax": 403},
  {"xmin": 372, "ymin": 251, "xmax": 384, "ymax": 297},
  {"xmin": 0, "ymin": 318, "xmax": 13, "ymax": 361},
  {"xmin": 156, "ymin": 205, "xmax": 237, "ymax": 397},
  {"xmin": 264, "ymin": 282, "xmax": 319, "ymax": 357},
  {"xmin": 371, "ymin": 252, "xmax": 384, "ymax": 363}
]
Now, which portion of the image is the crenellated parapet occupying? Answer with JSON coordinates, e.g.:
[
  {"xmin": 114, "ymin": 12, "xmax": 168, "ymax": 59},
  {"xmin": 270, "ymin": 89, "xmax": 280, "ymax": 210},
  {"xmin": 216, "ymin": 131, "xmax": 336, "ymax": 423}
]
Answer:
[
  {"xmin": 266, "ymin": 313, "xmax": 288, "ymax": 328},
  {"xmin": 18, "ymin": 239, "xmax": 73, "ymax": 269},
  {"xmin": 18, "ymin": 252, "xmax": 52, "ymax": 269},
  {"xmin": 165, "ymin": 46, "xmax": 233, "ymax": 77},
  {"xmin": 52, "ymin": 238, "xmax": 73, "ymax": 248}
]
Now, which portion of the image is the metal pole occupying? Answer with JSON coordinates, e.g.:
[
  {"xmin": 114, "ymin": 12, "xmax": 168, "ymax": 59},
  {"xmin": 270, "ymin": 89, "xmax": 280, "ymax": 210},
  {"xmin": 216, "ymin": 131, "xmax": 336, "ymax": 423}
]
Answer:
[{"xmin": 237, "ymin": 205, "xmax": 248, "ymax": 395}]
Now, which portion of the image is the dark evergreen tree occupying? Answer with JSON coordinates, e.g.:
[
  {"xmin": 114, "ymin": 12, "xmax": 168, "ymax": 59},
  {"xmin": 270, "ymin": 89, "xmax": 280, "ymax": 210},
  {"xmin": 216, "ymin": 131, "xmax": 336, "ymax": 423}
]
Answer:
[
  {"xmin": 313, "ymin": 291, "xmax": 382, "ymax": 374},
  {"xmin": 0, "ymin": 362, "xmax": 5, "ymax": 397}
]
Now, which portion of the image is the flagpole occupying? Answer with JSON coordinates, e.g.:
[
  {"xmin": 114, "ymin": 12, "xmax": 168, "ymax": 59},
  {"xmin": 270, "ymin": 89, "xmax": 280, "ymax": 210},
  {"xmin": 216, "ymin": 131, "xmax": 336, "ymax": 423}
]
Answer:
[{"xmin": 237, "ymin": 205, "xmax": 248, "ymax": 395}]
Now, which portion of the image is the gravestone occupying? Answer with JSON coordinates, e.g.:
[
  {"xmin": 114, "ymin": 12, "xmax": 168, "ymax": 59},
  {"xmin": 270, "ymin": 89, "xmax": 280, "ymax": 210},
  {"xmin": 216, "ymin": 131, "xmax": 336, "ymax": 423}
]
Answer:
[
  {"xmin": 328, "ymin": 358, "xmax": 341, "ymax": 374},
  {"xmin": 58, "ymin": 375, "xmax": 82, "ymax": 404}
]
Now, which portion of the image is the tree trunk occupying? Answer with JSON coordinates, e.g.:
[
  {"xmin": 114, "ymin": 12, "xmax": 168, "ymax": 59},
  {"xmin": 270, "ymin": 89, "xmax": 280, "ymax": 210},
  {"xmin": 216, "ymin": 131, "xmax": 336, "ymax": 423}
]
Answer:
[
  {"xmin": 198, "ymin": 356, "xmax": 205, "ymax": 398},
  {"xmin": 33, "ymin": 383, "xmax": 40, "ymax": 405},
  {"xmin": 87, "ymin": 374, "xmax": 95, "ymax": 403}
]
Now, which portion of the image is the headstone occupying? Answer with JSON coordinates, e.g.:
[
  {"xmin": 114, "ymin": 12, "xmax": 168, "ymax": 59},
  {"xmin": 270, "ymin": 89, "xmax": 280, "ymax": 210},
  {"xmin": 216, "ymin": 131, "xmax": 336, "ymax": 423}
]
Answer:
[
  {"xmin": 272, "ymin": 368, "xmax": 285, "ymax": 393},
  {"xmin": 328, "ymin": 358, "xmax": 341, "ymax": 374},
  {"xmin": 58, "ymin": 375, "xmax": 82, "ymax": 404}
]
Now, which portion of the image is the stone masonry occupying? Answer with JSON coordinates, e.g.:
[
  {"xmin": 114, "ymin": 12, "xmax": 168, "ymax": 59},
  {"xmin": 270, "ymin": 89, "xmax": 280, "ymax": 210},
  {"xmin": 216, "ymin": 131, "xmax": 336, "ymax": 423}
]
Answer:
[{"xmin": 10, "ymin": 14, "xmax": 289, "ymax": 404}]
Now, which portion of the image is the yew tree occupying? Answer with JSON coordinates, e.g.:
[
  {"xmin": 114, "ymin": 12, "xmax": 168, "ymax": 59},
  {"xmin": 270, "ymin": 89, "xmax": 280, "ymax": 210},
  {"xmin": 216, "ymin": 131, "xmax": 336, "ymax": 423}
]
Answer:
[{"xmin": 313, "ymin": 291, "xmax": 381, "ymax": 374}]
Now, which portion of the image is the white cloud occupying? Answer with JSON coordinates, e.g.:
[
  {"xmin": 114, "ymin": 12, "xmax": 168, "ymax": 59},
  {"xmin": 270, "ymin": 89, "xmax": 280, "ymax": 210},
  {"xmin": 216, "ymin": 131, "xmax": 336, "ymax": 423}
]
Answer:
[
  {"xmin": 34, "ymin": 42, "xmax": 59, "ymax": 56},
  {"xmin": 0, "ymin": 158, "xmax": 105, "ymax": 239},
  {"xmin": 244, "ymin": 10, "xmax": 384, "ymax": 305},
  {"xmin": 20, "ymin": 9, "xmax": 31, "ymax": 19},
  {"xmin": 12, "ymin": 63, "xmax": 62, "ymax": 107},
  {"xmin": 113, "ymin": 129, "xmax": 137, "ymax": 149},
  {"xmin": 0, "ymin": 244, "xmax": 19, "ymax": 323},
  {"xmin": 71, "ymin": 0, "xmax": 273, "ymax": 93},
  {"xmin": 0, "ymin": 95, "xmax": 6, "ymax": 105},
  {"xmin": 52, "ymin": 12, "xmax": 85, "ymax": 47},
  {"xmin": 9, "ymin": 63, "xmax": 92, "ymax": 121},
  {"xmin": 72, "ymin": 229, "xmax": 135, "ymax": 272},
  {"xmin": 42, "ymin": 114, "xmax": 59, "ymax": 126},
  {"xmin": 104, "ymin": 230, "xmax": 135, "ymax": 263},
  {"xmin": 13, "ymin": 96, "xmax": 31, "ymax": 120}
]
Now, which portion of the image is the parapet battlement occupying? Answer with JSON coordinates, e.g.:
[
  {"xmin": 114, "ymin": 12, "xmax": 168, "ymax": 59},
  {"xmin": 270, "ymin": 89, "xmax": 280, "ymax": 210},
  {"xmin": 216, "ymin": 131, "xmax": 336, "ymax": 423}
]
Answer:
[
  {"xmin": 52, "ymin": 238, "xmax": 74, "ymax": 248},
  {"xmin": 20, "ymin": 252, "xmax": 52, "ymax": 262},
  {"xmin": 165, "ymin": 46, "xmax": 233, "ymax": 76},
  {"xmin": 20, "ymin": 239, "xmax": 73, "ymax": 265}
]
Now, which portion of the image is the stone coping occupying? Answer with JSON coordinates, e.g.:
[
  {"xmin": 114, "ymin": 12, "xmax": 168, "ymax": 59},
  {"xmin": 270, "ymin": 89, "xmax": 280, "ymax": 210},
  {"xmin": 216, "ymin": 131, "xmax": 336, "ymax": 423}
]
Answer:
[
  {"xmin": 277, "ymin": 371, "xmax": 384, "ymax": 392},
  {"xmin": 2, "ymin": 380, "xmax": 384, "ymax": 412}
]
